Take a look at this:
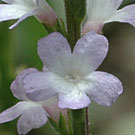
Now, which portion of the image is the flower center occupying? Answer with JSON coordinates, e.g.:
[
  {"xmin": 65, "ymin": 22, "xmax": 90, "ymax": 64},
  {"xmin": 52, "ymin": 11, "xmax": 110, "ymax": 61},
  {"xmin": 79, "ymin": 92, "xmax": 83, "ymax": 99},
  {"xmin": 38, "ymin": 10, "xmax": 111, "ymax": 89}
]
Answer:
[{"xmin": 65, "ymin": 75, "xmax": 80, "ymax": 83}]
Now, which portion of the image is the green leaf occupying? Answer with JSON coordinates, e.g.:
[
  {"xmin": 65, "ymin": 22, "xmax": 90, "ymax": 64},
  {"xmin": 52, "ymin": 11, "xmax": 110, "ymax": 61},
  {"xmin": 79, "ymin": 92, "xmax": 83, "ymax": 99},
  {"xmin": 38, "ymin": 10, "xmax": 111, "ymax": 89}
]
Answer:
[
  {"xmin": 48, "ymin": 117, "xmax": 59, "ymax": 133},
  {"xmin": 58, "ymin": 114, "xmax": 69, "ymax": 135}
]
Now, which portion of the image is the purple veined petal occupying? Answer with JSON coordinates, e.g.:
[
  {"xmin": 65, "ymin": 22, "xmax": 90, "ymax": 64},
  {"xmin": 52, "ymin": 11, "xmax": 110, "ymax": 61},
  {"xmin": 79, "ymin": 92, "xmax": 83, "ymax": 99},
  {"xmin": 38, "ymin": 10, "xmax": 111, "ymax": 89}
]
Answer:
[
  {"xmin": 73, "ymin": 32, "xmax": 108, "ymax": 75},
  {"xmin": 105, "ymin": 4, "xmax": 135, "ymax": 27},
  {"xmin": 0, "ymin": 4, "xmax": 30, "ymax": 22},
  {"xmin": 0, "ymin": 101, "xmax": 48, "ymax": 134},
  {"xmin": 23, "ymin": 71, "xmax": 59, "ymax": 102},
  {"xmin": 11, "ymin": 68, "xmax": 38, "ymax": 101},
  {"xmin": 17, "ymin": 105, "xmax": 48, "ymax": 135},
  {"xmin": 86, "ymin": 71, "xmax": 123, "ymax": 106},
  {"xmin": 0, "ymin": 0, "xmax": 57, "ymax": 28},
  {"xmin": 42, "ymin": 96, "xmax": 68, "ymax": 122},
  {"xmin": 0, "ymin": 102, "xmax": 24, "ymax": 123},
  {"xmin": 38, "ymin": 32, "xmax": 72, "ymax": 74},
  {"xmin": 9, "ymin": 8, "xmax": 36, "ymax": 29},
  {"xmin": 58, "ymin": 91, "xmax": 91, "ymax": 109}
]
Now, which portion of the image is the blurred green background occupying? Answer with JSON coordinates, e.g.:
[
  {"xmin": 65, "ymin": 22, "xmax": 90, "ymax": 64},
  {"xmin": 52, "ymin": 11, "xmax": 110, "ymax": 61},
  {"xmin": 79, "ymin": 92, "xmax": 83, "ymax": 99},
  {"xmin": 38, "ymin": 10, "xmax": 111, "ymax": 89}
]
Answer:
[{"xmin": 0, "ymin": 0, "xmax": 135, "ymax": 135}]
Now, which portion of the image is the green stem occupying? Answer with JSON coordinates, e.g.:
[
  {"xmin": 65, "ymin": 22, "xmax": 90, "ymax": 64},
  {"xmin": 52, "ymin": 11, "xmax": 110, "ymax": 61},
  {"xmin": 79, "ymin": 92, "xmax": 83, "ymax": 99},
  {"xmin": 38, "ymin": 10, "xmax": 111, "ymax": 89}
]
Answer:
[
  {"xmin": 85, "ymin": 107, "xmax": 90, "ymax": 135},
  {"xmin": 64, "ymin": 0, "xmax": 82, "ymax": 50},
  {"xmin": 70, "ymin": 109, "xmax": 85, "ymax": 135}
]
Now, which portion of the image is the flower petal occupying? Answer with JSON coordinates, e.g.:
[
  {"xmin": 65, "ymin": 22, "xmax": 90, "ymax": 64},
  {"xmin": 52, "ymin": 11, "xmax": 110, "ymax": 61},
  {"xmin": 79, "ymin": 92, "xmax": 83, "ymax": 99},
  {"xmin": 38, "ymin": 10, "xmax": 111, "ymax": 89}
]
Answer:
[
  {"xmin": 17, "ymin": 104, "xmax": 48, "ymax": 134},
  {"xmin": 87, "ymin": 0, "xmax": 123, "ymax": 12},
  {"xmin": 11, "ymin": 68, "xmax": 38, "ymax": 100},
  {"xmin": 0, "ymin": 4, "xmax": 30, "ymax": 22},
  {"xmin": 9, "ymin": 8, "xmax": 36, "ymax": 29},
  {"xmin": 110, "ymin": 0, "xmax": 123, "ymax": 9},
  {"xmin": 58, "ymin": 91, "xmax": 91, "ymax": 109},
  {"xmin": 47, "ymin": 0, "xmax": 66, "ymax": 22},
  {"xmin": 0, "ymin": 101, "xmax": 48, "ymax": 134},
  {"xmin": 73, "ymin": 32, "xmax": 108, "ymax": 75},
  {"xmin": 35, "ymin": 0, "xmax": 57, "ymax": 26},
  {"xmin": 83, "ymin": 0, "xmax": 123, "ymax": 33},
  {"xmin": 87, "ymin": 0, "xmax": 117, "ymax": 21},
  {"xmin": 42, "ymin": 96, "xmax": 67, "ymax": 121},
  {"xmin": 105, "ymin": 4, "xmax": 135, "ymax": 27},
  {"xmin": 23, "ymin": 71, "xmax": 59, "ymax": 101},
  {"xmin": 38, "ymin": 32, "xmax": 71, "ymax": 73},
  {"xmin": 42, "ymin": 65, "xmax": 49, "ymax": 72},
  {"xmin": 0, "ymin": 102, "xmax": 24, "ymax": 123},
  {"xmin": 86, "ymin": 71, "xmax": 123, "ymax": 106}
]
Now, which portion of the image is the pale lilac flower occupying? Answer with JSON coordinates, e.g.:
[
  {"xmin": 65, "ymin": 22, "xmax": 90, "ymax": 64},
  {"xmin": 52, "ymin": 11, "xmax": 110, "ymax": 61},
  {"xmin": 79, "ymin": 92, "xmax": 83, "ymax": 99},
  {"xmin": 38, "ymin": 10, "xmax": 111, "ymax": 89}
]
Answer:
[
  {"xmin": 22, "ymin": 32, "xmax": 123, "ymax": 110},
  {"xmin": 0, "ymin": 0, "xmax": 57, "ymax": 29},
  {"xmin": 0, "ymin": 68, "xmax": 67, "ymax": 134},
  {"xmin": 83, "ymin": 0, "xmax": 135, "ymax": 34}
]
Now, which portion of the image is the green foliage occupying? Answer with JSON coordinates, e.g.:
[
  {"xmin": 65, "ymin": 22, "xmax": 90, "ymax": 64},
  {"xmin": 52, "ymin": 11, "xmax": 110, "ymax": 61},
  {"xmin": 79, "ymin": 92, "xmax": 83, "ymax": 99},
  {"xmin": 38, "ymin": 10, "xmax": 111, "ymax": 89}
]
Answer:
[
  {"xmin": 48, "ymin": 117, "xmax": 60, "ymax": 133},
  {"xmin": 49, "ymin": 114, "xmax": 71, "ymax": 135},
  {"xmin": 58, "ymin": 114, "xmax": 69, "ymax": 135}
]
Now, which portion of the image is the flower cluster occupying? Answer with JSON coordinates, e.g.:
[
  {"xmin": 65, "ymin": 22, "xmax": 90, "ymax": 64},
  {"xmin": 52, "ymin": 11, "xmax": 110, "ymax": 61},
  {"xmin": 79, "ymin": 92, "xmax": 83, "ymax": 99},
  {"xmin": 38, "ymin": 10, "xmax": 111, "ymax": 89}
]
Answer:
[
  {"xmin": 0, "ymin": 0, "xmax": 134, "ymax": 134},
  {"xmin": 0, "ymin": 0, "xmax": 57, "ymax": 29},
  {"xmin": 0, "ymin": 68, "xmax": 67, "ymax": 134}
]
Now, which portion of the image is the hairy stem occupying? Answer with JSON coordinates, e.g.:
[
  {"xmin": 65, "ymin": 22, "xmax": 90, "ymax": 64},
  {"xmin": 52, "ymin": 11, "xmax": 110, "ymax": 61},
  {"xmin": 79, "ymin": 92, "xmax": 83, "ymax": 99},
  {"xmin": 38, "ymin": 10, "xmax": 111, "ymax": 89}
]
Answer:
[
  {"xmin": 64, "ymin": 0, "xmax": 83, "ymax": 49},
  {"xmin": 71, "ymin": 109, "xmax": 85, "ymax": 135}
]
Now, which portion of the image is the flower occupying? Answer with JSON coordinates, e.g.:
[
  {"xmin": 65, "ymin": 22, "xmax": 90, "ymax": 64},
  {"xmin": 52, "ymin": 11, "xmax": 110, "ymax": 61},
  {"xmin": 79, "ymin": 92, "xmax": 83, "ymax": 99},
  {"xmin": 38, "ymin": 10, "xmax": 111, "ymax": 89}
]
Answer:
[
  {"xmin": 0, "ymin": 68, "xmax": 67, "ymax": 134},
  {"xmin": 82, "ymin": 0, "xmax": 135, "ymax": 34},
  {"xmin": 0, "ymin": 0, "xmax": 57, "ymax": 29},
  {"xmin": 21, "ymin": 32, "xmax": 123, "ymax": 110}
]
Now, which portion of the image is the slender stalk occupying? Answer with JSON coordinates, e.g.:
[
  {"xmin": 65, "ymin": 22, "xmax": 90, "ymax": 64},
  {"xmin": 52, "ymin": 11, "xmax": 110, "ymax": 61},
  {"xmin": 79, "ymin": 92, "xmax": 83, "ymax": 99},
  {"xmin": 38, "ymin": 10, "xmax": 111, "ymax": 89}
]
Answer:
[
  {"xmin": 71, "ymin": 109, "xmax": 85, "ymax": 135},
  {"xmin": 64, "ymin": 0, "xmax": 82, "ymax": 49},
  {"xmin": 85, "ymin": 107, "xmax": 90, "ymax": 135}
]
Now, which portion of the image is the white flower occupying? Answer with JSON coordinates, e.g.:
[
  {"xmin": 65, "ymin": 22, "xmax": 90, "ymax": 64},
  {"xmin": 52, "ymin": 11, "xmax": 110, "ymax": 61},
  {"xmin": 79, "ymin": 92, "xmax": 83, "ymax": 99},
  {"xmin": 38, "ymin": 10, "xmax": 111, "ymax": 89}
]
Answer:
[
  {"xmin": 0, "ymin": 68, "xmax": 67, "ymax": 134},
  {"xmin": 82, "ymin": 0, "xmax": 135, "ymax": 34},
  {"xmin": 0, "ymin": 0, "xmax": 57, "ymax": 29},
  {"xmin": 21, "ymin": 32, "xmax": 123, "ymax": 110}
]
